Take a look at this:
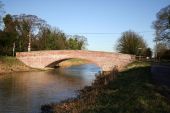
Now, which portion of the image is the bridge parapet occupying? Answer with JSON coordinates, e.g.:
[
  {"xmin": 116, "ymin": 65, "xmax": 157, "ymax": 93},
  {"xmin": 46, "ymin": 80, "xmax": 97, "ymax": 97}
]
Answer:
[{"xmin": 16, "ymin": 50, "xmax": 135, "ymax": 71}]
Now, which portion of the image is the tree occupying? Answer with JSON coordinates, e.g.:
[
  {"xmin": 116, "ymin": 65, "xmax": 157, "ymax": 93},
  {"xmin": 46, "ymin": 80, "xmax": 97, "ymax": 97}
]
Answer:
[
  {"xmin": 0, "ymin": 1, "xmax": 5, "ymax": 28},
  {"xmin": 155, "ymin": 42, "xmax": 170, "ymax": 60},
  {"xmin": 76, "ymin": 35, "xmax": 88, "ymax": 50},
  {"xmin": 35, "ymin": 25, "xmax": 51, "ymax": 50},
  {"xmin": 153, "ymin": 5, "xmax": 170, "ymax": 45},
  {"xmin": 161, "ymin": 49, "xmax": 170, "ymax": 60},
  {"xmin": 0, "ymin": 14, "xmax": 17, "ymax": 55},
  {"xmin": 144, "ymin": 48, "xmax": 152, "ymax": 58},
  {"xmin": 36, "ymin": 26, "xmax": 67, "ymax": 50},
  {"xmin": 12, "ymin": 14, "xmax": 47, "ymax": 51},
  {"xmin": 116, "ymin": 30, "xmax": 147, "ymax": 55},
  {"xmin": 3, "ymin": 14, "xmax": 17, "ymax": 36},
  {"xmin": 0, "ymin": 12, "xmax": 88, "ymax": 54},
  {"xmin": 155, "ymin": 42, "xmax": 168, "ymax": 59},
  {"xmin": 67, "ymin": 37, "xmax": 79, "ymax": 50},
  {"xmin": 67, "ymin": 35, "xmax": 88, "ymax": 50}
]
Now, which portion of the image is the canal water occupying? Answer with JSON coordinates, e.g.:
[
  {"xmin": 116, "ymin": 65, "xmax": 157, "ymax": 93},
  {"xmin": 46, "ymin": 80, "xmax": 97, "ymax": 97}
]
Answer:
[{"xmin": 0, "ymin": 64, "xmax": 101, "ymax": 113}]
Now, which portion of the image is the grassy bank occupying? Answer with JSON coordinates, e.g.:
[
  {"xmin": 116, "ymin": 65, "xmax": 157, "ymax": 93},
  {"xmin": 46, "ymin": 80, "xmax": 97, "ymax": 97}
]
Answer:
[
  {"xmin": 59, "ymin": 59, "xmax": 91, "ymax": 67},
  {"xmin": 0, "ymin": 56, "xmax": 33, "ymax": 74},
  {"xmin": 42, "ymin": 61, "xmax": 170, "ymax": 113}
]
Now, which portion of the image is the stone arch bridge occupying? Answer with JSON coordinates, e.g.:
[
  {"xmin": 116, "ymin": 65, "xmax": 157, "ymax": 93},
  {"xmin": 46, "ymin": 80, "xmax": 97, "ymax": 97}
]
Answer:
[{"xmin": 16, "ymin": 50, "xmax": 135, "ymax": 71}]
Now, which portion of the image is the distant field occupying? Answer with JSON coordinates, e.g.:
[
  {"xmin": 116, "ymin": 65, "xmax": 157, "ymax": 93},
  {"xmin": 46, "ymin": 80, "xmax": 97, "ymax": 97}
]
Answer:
[{"xmin": 59, "ymin": 58, "xmax": 91, "ymax": 67}]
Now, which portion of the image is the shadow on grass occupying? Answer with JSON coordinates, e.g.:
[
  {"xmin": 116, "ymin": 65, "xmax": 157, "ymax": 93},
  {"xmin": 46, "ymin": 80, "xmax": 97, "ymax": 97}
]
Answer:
[{"xmin": 41, "ymin": 65, "xmax": 170, "ymax": 113}]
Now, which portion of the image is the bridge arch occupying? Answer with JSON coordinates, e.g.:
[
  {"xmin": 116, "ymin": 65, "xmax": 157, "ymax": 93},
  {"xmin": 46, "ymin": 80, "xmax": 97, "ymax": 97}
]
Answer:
[{"xmin": 45, "ymin": 58, "xmax": 101, "ymax": 69}]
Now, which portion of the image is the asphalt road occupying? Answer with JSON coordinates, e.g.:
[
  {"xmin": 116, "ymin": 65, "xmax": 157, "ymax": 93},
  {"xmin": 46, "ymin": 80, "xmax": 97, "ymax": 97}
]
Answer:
[{"xmin": 151, "ymin": 64, "xmax": 170, "ymax": 87}]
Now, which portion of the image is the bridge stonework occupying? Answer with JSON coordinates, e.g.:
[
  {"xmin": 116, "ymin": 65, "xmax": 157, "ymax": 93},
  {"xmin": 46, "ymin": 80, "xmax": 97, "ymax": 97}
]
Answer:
[{"xmin": 16, "ymin": 50, "xmax": 135, "ymax": 71}]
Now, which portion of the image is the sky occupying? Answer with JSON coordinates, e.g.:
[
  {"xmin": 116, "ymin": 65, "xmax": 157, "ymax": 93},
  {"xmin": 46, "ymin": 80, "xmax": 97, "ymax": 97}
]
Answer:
[{"xmin": 2, "ymin": 0, "xmax": 170, "ymax": 52}]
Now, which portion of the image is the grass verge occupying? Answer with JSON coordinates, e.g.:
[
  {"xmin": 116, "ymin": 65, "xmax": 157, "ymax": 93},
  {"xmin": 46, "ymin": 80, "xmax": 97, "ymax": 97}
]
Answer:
[{"xmin": 41, "ymin": 61, "xmax": 170, "ymax": 113}]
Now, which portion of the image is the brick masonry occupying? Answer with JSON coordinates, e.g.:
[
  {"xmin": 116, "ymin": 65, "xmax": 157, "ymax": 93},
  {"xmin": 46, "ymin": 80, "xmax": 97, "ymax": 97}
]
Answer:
[{"xmin": 16, "ymin": 50, "xmax": 135, "ymax": 71}]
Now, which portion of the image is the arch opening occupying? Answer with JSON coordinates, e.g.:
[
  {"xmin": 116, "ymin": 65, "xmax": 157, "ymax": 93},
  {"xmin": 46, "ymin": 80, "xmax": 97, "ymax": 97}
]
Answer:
[
  {"xmin": 45, "ymin": 58, "xmax": 101, "ymax": 69},
  {"xmin": 45, "ymin": 58, "xmax": 72, "ymax": 68}
]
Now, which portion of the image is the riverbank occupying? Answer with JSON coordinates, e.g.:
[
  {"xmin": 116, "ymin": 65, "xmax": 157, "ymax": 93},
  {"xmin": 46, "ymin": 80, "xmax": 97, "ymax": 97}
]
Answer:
[
  {"xmin": 0, "ymin": 56, "xmax": 34, "ymax": 75},
  {"xmin": 41, "ymin": 61, "xmax": 170, "ymax": 113}
]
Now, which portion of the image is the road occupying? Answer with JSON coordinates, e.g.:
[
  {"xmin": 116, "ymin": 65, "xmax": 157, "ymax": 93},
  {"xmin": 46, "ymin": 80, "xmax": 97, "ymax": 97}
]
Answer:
[{"xmin": 151, "ymin": 64, "xmax": 170, "ymax": 87}]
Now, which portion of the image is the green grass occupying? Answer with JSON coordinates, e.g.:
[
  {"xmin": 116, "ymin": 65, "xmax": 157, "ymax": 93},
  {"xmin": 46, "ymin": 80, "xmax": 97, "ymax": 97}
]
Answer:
[
  {"xmin": 0, "ymin": 56, "xmax": 23, "ymax": 65},
  {"xmin": 125, "ymin": 61, "xmax": 151, "ymax": 70},
  {"xmin": 51, "ymin": 61, "xmax": 170, "ymax": 113},
  {"xmin": 83, "ymin": 65, "xmax": 170, "ymax": 113}
]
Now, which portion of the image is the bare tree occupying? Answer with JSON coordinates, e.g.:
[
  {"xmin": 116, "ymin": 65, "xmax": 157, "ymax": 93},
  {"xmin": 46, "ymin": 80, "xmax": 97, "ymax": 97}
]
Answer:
[
  {"xmin": 116, "ymin": 30, "xmax": 147, "ymax": 55},
  {"xmin": 12, "ymin": 14, "xmax": 47, "ymax": 51},
  {"xmin": 0, "ymin": 1, "xmax": 5, "ymax": 28},
  {"xmin": 153, "ymin": 5, "xmax": 170, "ymax": 46}
]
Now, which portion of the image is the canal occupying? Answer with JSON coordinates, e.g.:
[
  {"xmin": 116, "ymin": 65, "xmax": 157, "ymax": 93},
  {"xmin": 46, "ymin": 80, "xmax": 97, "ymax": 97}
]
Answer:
[{"xmin": 0, "ymin": 64, "xmax": 101, "ymax": 113}]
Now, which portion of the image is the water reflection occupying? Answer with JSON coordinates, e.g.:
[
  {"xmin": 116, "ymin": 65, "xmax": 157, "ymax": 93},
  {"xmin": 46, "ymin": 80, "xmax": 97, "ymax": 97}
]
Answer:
[{"xmin": 0, "ymin": 64, "xmax": 101, "ymax": 113}]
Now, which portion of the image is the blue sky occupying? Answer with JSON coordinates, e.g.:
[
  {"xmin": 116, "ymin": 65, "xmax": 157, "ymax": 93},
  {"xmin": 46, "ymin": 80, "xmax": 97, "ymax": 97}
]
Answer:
[{"xmin": 2, "ymin": 0, "xmax": 170, "ymax": 52}]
